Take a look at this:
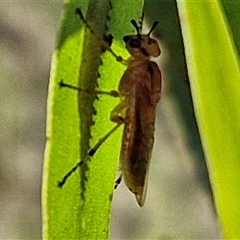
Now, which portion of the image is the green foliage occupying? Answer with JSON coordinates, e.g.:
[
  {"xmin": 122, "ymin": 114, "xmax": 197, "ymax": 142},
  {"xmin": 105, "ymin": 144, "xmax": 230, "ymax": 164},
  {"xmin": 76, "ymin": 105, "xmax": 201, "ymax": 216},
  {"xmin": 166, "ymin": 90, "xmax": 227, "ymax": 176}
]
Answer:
[
  {"xmin": 42, "ymin": 0, "xmax": 143, "ymax": 239},
  {"xmin": 177, "ymin": 1, "xmax": 240, "ymax": 238},
  {"xmin": 42, "ymin": 0, "xmax": 240, "ymax": 239}
]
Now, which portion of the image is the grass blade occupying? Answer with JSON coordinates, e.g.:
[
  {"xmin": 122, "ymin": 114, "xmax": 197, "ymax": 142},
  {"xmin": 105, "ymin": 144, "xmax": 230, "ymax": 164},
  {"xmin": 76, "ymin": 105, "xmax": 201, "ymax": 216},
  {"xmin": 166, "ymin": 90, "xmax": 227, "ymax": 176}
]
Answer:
[
  {"xmin": 177, "ymin": 1, "xmax": 240, "ymax": 238},
  {"xmin": 42, "ymin": 0, "xmax": 144, "ymax": 239}
]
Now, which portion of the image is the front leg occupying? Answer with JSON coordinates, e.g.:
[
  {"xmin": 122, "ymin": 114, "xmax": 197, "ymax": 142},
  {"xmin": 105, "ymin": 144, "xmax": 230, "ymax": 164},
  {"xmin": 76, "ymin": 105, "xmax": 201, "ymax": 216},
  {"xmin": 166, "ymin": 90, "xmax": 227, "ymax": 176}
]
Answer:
[{"xmin": 76, "ymin": 8, "xmax": 128, "ymax": 67}]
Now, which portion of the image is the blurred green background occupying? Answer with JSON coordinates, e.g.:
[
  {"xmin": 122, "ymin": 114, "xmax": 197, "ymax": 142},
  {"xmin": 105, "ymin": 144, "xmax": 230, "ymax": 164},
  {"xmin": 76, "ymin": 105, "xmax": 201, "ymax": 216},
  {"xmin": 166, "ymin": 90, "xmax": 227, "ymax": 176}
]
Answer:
[{"xmin": 0, "ymin": 1, "xmax": 221, "ymax": 239}]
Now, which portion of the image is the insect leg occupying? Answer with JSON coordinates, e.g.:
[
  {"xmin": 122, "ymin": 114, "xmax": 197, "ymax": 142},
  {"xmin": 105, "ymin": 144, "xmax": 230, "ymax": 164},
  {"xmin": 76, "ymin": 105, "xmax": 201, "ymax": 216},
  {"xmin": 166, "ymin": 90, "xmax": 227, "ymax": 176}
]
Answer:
[
  {"xmin": 114, "ymin": 173, "xmax": 122, "ymax": 189},
  {"xmin": 75, "ymin": 8, "xmax": 128, "ymax": 66},
  {"xmin": 106, "ymin": 102, "xmax": 126, "ymax": 189},
  {"xmin": 59, "ymin": 80, "xmax": 119, "ymax": 98},
  {"xmin": 110, "ymin": 101, "xmax": 126, "ymax": 123},
  {"xmin": 58, "ymin": 122, "xmax": 123, "ymax": 188}
]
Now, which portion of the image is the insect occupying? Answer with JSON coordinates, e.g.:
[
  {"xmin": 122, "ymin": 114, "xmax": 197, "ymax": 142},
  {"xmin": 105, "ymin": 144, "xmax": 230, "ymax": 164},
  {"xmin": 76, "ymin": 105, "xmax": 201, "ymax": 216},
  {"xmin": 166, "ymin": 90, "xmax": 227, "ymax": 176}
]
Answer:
[{"xmin": 58, "ymin": 8, "xmax": 162, "ymax": 207}]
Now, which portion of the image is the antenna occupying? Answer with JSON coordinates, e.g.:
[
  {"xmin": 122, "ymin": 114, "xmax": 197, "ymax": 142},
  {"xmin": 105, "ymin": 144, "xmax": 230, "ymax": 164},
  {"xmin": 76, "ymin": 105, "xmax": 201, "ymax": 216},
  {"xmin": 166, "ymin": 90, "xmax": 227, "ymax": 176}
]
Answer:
[
  {"xmin": 147, "ymin": 21, "xmax": 158, "ymax": 36},
  {"xmin": 130, "ymin": 19, "xmax": 141, "ymax": 38}
]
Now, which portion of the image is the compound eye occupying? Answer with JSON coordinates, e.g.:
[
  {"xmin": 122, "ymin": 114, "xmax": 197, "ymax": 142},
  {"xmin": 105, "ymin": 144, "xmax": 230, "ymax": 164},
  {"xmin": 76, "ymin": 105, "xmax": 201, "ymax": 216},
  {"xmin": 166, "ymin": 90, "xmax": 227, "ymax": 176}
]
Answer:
[{"xmin": 129, "ymin": 38, "xmax": 141, "ymax": 48}]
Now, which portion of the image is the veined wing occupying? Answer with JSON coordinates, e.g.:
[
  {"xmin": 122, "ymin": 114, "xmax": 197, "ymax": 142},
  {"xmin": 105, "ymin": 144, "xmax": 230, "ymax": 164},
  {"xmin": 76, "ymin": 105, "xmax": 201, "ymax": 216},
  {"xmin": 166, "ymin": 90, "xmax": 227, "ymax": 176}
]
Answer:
[{"xmin": 120, "ymin": 68, "xmax": 160, "ymax": 206}]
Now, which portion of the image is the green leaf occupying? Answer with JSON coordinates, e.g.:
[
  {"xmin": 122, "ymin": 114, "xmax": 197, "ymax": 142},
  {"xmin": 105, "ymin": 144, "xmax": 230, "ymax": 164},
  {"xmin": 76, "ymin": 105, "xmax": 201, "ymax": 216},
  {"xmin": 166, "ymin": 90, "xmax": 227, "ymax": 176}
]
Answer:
[
  {"xmin": 42, "ymin": 0, "xmax": 144, "ymax": 239},
  {"xmin": 177, "ymin": 1, "xmax": 240, "ymax": 238}
]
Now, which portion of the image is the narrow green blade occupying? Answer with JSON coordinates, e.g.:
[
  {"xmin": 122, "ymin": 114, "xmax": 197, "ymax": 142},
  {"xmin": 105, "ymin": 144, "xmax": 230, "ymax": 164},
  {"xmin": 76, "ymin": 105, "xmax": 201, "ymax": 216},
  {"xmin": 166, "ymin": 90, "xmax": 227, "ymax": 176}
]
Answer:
[
  {"xmin": 42, "ymin": 0, "xmax": 144, "ymax": 239},
  {"xmin": 177, "ymin": 1, "xmax": 240, "ymax": 238}
]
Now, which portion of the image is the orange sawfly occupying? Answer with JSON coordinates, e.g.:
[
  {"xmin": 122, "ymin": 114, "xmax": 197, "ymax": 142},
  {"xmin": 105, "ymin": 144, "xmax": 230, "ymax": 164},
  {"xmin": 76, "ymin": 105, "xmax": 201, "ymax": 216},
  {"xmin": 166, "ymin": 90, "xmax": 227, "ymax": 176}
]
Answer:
[{"xmin": 58, "ymin": 8, "xmax": 162, "ymax": 206}]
